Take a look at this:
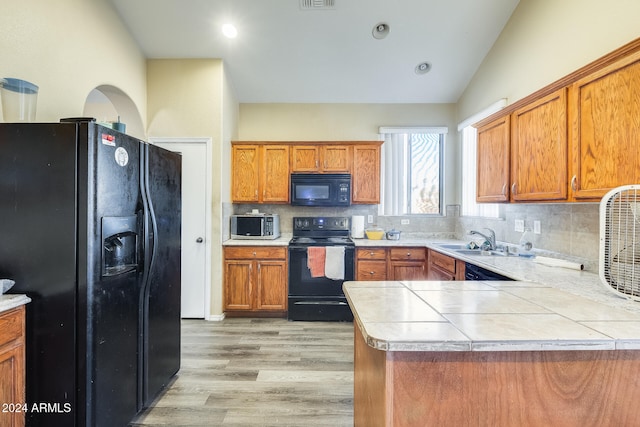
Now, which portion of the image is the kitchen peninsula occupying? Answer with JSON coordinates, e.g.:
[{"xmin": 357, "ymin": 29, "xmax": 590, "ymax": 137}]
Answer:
[{"xmin": 344, "ymin": 279, "xmax": 640, "ymax": 426}]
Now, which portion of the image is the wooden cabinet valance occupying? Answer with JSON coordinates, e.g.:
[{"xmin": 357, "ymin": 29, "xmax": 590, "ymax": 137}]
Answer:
[{"xmin": 474, "ymin": 37, "xmax": 640, "ymax": 203}]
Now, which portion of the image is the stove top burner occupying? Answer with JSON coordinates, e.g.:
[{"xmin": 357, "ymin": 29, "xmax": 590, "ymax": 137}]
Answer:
[{"xmin": 290, "ymin": 216, "xmax": 353, "ymax": 246}]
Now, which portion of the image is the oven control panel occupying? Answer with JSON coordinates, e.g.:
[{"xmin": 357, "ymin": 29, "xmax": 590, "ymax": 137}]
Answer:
[{"xmin": 293, "ymin": 216, "xmax": 350, "ymax": 231}]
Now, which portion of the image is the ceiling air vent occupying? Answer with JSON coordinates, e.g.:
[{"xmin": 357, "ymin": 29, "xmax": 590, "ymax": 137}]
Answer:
[{"xmin": 300, "ymin": 0, "xmax": 335, "ymax": 10}]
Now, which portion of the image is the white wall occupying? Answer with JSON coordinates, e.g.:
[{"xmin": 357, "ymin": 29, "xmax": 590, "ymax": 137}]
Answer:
[
  {"xmin": 454, "ymin": 0, "xmax": 640, "ymax": 268},
  {"xmin": 147, "ymin": 59, "xmax": 239, "ymax": 318},
  {"xmin": 0, "ymin": 0, "xmax": 147, "ymax": 127},
  {"xmin": 457, "ymin": 0, "xmax": 640, "ymax": 120}
]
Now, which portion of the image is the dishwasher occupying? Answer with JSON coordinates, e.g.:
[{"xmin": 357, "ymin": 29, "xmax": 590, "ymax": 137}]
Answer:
[{"xmin": 464, "ymin": 263, "xmax": 513, "ymax": 281}]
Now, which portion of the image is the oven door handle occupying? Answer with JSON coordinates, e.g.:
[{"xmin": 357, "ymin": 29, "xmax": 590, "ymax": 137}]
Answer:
[
  {"xmin": 288, "ymin": 246, "xmax": 310, "ymax": 251},
  {"xmin": 293, "ymin": 301, "xmax": 349, "ymax": 306},
  {"xmin": 288, "ymin": 246, "xmax": 354, "ymax": 251}
]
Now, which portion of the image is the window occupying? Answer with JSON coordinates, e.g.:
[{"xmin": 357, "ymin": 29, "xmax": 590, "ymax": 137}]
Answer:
[
  {"xmin": 458, "ymin": 100, "xmax": 506, "ymax": 218},
  {"xmin": 379, "ymin": 127, "xmax": 447, "ymax": 216}
]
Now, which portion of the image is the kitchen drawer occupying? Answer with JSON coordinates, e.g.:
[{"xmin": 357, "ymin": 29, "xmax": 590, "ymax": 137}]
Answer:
[
  {"xmin": 357, "ymin": 260, "xmax": 387, "ymax": 280},
  {"xmin": 429, "ymin": 250, "xmax": 456, "ymax": 275},
  {"xmin": 357, "ymin": 248, "xmax": 387, "ymax": 260},
  {"xmin": 389, "ymin": 247, "xmax": 426, "ymax": 261},
  {"xmin": 0, "ymin": 307, "xmax": 24, "ymax": 345},
  {"xmin": 224, "ymin": 246, "xmax": 287, "ymax": 260}
]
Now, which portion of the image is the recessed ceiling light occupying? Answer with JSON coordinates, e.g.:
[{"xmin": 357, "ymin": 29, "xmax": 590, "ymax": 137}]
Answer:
[
  {"xmin": 222, "ymin": 24, "xmax": 238, "ymax": 39},
  {"xmin": 415, "ymin": 62, "xmax": 432, "ymax": 75},
  {"xmin": 372, "ymin": 23, "xmax": 389, "ymax": 40}
]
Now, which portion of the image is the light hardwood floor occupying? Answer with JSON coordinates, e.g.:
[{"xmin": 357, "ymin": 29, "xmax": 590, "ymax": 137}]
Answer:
[{"xmin": 131, "ymin": 318, "xmax": 354, "ymax": 426}]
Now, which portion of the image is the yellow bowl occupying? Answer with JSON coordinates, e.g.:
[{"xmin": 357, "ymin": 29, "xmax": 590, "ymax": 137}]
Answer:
[{"xmin": 365, "ymin": 229, "xmax": 384, "ymax": 240}]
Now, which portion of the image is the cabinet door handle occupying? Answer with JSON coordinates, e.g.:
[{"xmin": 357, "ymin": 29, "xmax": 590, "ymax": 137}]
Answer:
[
  {"xmin": 253, "ymin": 251, "xmax": 257, "ymax": 256},
  {"xmin": 315, "ymin": 160, "xmax": 319, "ymax": 168},
  {"xmin": 511, "ymin": 182, "xmax": 517, "ymax": 196},
  {"xmin": 502, "ymin": 184, "xmax": 507, "ymax": 196},
  {"xmin": 369, "ymin": 251, "xmax": 375, "ymax": 256},
  {"xmin": 369, "ymin": 271, "xmax": 375, "ymax": 275},
  {"xmin": 406, "ymin": 252, "xmax": 411, "ymax": 257},
  {"xmin": 571, "ymin": 175, "xmax": 577, "ymax": 191}
]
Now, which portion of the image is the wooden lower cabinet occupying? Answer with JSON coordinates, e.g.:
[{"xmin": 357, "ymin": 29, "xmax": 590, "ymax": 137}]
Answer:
[
  {"xmin": 388, "ymin": 248, "xmax": 426, "ymax": 280},
  {"xmin": 0, "ymin": 306, "xmax": 26, "ymax": 427},
  {"xmin": 223, "ymin": 246, "xmax": 288, "ymax": 316},
  {"xmin": 427, "ymin": 249, "xmax": 466, "ymax": 280},
  {"xmin": 356, "ymin": 247, "xmax": 427, "ymax": 281},
  {"xmin": 356, "ymin": 248, "xmax": 387, "ymax": 280}
]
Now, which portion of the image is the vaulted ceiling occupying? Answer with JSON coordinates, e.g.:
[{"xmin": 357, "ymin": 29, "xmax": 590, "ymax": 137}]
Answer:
[{"xmin": 109, "ymin": 0, "xmax": 519, "ymax": 103}]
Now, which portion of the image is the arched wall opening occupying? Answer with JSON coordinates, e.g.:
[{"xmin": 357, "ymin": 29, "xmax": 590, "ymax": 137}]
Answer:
[{"xmin": 83, "ymin": 85, "xmax": 145, "ymax": 139}]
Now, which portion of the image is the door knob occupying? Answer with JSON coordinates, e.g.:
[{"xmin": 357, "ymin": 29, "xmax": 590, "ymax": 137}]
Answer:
[{"xmin": 196, "ymin": 237, "xmax": 204, "ymax": 243}]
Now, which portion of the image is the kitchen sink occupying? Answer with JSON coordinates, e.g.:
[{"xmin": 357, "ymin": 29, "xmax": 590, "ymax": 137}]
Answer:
[
  {"xmin": 436, "ymin": 243, "xmax": 513, "ymax": 257},
  {"xmin": 436, "ymin": 244, "xmax": 469, "ymax": 250},
  {"xmin": 456, "ymin": 249, "xmax": 511, "ymax": 257},
  {"xmin": 455, "ymin": 249, "xmax": 484, "ymax": 255}
]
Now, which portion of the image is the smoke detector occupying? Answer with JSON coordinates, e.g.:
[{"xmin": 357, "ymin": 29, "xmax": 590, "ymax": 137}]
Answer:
[{"xmin": 300, "ymin": 0, "xmax": 335, "ymax": 10}]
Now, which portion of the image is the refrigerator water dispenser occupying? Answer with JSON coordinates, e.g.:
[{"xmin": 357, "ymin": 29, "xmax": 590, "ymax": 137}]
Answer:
[{"xmin": 102, "ymin": 216, "xmax": 138, "ymax": 276}]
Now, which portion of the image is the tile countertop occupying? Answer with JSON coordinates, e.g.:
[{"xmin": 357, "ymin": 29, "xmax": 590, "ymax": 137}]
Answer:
[
  {"xmin": 223, "ymin": 234, "xmax": 640, "ymax": 315},
  {"xmin": 222, "ymin": 234, "xmax": 292, "ymax": 247},
  {"xmin": 0, "ymin": 294, "xmax": 31, "ymax": 314},
  {"xmin": 343, "ymin": 280, "xmax": 640, "ymax": 352}
]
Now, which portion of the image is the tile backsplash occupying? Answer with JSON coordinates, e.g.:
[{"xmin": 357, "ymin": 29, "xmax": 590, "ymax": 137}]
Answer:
[
  {"xmin": 228, "ymin": 202, "xmax": 601, "ymax": 271},
  {"xmin": 456, "ymin": 203, "xmax": 600, "ymax": 271}
]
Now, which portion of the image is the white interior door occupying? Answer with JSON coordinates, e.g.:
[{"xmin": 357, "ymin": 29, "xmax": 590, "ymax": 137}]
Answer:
[{"xmin": 154, "ymin": 139, "xmax": 208, "ymax": 318}]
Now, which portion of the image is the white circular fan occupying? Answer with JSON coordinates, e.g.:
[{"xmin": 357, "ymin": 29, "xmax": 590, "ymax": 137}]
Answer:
[{"xmin": 600, "ymin": 185, "xmax": 640, "ymax": 300}]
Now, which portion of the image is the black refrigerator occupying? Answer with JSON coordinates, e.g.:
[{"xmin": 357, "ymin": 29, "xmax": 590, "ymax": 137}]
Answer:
[{"xmin": 0, "ymin": 119, "xmax": 182, "ymax": 426}]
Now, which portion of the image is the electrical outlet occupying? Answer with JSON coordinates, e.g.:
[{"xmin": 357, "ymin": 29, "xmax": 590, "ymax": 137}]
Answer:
[
  {"xmin": 401, "ymin": 219, "xmax": 410, "ymax": 225},
  {"xmin": 533, "ymin": 220, "xmax": 541, "ymax": 234},
  {"xmin": 367, "ymin": 215, "xmax": 373, "ymax": 224},
  {"xmin": 515, "ymin": 219, "xmax": 525, "ymax": 233}
]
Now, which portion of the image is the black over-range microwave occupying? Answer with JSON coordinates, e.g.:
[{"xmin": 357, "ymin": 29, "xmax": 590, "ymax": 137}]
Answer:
[{"xmin": 290, "ymin": 173, "xmax": 351, "ymax": 207}]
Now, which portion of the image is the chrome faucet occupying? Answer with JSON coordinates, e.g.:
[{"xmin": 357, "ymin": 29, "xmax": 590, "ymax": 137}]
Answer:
[{"xmin": 469, "ymin": 228, "xmax": 496, "ymax": 251}]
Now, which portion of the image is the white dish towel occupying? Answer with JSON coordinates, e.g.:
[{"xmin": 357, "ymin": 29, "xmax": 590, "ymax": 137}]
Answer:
[{"xmin": 324, "ymin": 246, "xmax": 345, "ymax": 280}]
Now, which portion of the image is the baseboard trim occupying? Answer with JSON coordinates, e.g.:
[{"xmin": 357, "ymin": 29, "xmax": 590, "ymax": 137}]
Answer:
[{"xmin": 207, "ymin": 313, "xmax": 226, "ymax": 322}]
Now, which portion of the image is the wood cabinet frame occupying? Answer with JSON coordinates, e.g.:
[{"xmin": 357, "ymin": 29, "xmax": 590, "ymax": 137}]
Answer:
[
  {"xmin": 223, "ymin": 246, "xmax": 288, "ymax": 317},
  {"xmin": 356, "ymin": 247, "xmax": 427, "ymax": 281},
  {"xmin": 474, "ymin": 37, "xmax": 640, "ymax": 203}
]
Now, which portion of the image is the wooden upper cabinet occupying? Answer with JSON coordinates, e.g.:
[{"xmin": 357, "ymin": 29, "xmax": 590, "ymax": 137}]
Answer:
[
  {"xmin": 511, "ymin": 88, "xmax": 568, "ymax": 202},
  {"xmin": 232, "ymin": 141, "xmax": 381, "ymax": 204},
  {"xmin": 569, "ymin": 49, "xmax": 640, "ymax": 201},
  {"xmin": 290, "ymin": 145, "xmax": 351, "ymax": 173},
  {"xmin": 476, "ymin": 116, "xmax": 510, "ymax": 202},
  {"xmin": 290, "ymin": 146, "xmax": 319, "ymax": 172},
  {"xmin": 261, "ymin": 145, "xmax": 290, "ymax": 203},
  {"xmin": 322, "ymin": 145, "xmax": 351, "ymax": 172},
  {"xmin": 231, "ymin": 145, "xmax": 260, "ymax": 202},
  {"xmin": 352, "ymin": 144, "xmax": 381, "ymax": 204},
  {"xmin": 232, "ymin": 144, "xmax": 289, "ymax": 203}
]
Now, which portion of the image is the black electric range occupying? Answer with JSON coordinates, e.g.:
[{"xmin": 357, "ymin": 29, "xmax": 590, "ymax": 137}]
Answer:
[{"xmin": 287, "ymin": 217, "xmax": 354, "ymax": 321}]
